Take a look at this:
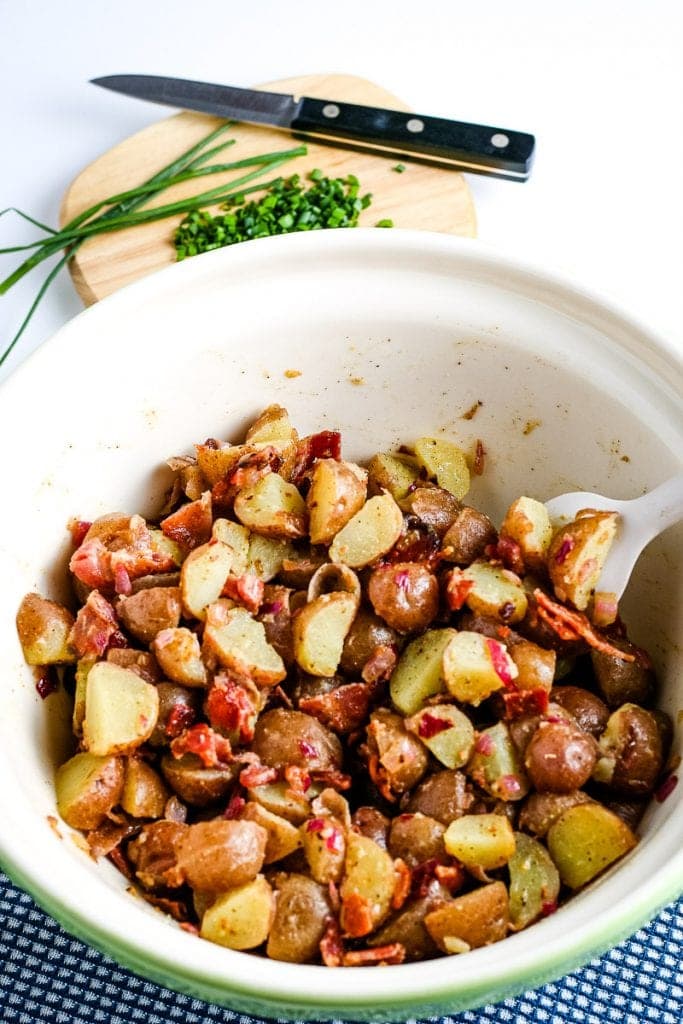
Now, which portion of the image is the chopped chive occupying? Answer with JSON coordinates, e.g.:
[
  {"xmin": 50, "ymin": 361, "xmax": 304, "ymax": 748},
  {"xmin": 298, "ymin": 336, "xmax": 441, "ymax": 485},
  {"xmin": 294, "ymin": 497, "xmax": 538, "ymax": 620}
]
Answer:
[
  {"xmin": 392, "ymin": 163, "xmax": 406, "ymax": 173},
  {"xmin": 375, "ymin": 218, "xmax": 394, "ymax": 228}
]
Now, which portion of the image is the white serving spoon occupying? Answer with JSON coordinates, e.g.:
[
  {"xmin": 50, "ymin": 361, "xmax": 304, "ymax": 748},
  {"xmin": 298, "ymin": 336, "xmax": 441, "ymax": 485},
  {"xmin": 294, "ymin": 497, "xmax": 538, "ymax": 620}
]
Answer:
[{"xmin": 545, "ymin": 471, "xmax": 683, "ymax": 600}]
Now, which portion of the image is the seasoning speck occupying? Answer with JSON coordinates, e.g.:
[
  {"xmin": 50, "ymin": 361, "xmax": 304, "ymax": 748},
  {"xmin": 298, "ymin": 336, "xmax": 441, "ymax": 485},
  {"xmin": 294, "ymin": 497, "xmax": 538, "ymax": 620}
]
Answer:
[
  {"xmin": 462, "ymin": 400, "xmax": 483, "ymax": 421},
  {"xmin": 523, "ymin": 419, "xmax": 542, "ymax": 436},
  {"xmin": 349, "ymin": 376, "xmax": 365, "ymax": 386},
  {"xmin": 284, "ymin": 369, "xmax": 302, "ymax": 379}
]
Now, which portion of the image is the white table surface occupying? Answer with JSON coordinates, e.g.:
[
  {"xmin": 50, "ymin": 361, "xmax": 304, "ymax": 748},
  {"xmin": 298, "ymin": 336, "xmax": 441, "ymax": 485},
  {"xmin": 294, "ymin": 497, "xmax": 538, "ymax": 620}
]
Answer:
[{"xmin": 1, "ymin": 0, "xmax": 682, "ymax": 384}]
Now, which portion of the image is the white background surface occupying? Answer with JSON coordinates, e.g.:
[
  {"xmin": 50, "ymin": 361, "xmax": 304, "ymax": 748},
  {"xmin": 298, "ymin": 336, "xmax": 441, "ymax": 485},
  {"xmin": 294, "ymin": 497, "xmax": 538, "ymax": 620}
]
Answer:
[{"xmin": 1, "ymin": 0, "xmax": 682, "ymax": 377}]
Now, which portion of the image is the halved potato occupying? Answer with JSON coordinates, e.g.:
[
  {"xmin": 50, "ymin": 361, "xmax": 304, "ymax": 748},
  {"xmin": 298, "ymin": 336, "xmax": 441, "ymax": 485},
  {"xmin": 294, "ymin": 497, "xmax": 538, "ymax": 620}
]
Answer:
[
  {"xmin": 234, "ymin": 473, "xmax": 307, "ymax": 539},
  {"xmin": 203, "ymin": 603, "xmax": 286, "ymax": 686},
  {"xmin": 444, "ymin": 813, "xmax": 516, "ymax": 870},
  {"xmin": 180, "ymin": 540, "xmax": 234, "ymax": 619},
  {"xmin": 405, "ymin": 704, "xmax": 475, "ymax": 769},
  {"xmin": 366, "ymin": 452, "xmax": 420, "ymax": 501},
  {"xmin": 508, "ymin": 832, "xmax": 560, "ymax": 930},
  {"xmin": 116, "ymin": 586, "xmax": 182, "ymax": 645},
  {"xmin": 211, "ymin": 519, "xmax": 250, "ymax": 574},
  {"xmin": 443, "ymin": 631, "xmax": 518, "ymax": 706},
  {"xmin": 328, "ymin": 493, "xmax": 403, "ymax": 568},
  {"xmin": 121, "ymin": 758, "xmax": 169, "ymax": 818},
  {"xmin": 307, "ymin": 459, "xmax": 368, "ymax": 544},
  {"xmin": 83, "ymin": 662, "xmax": 159, "ymax": 756},
  {"xmin": 340, "ymin": 832, "xmax": 395, "ymax": 937},
  {"xmin": 459, "ymin": 561, "xmax": 528, "ymax": 624},
  {"xmin": 153, "ymin": 627, "xmax": 207, "ymax": 687},
  {"xmin": 414, "ymin": 437, "xmax": 470, "ymax": 499},
  {"xmin": 501, "ymin": 496, "xmax": 553, "ymax": 570},
  {"xmin": 547, "ymin": 802, "xmax": 637, "ymax": 889},
  {"xmin": 300, "ymin": 815, "xmax": 346, "ymax": 883},
  {"xmin": 390, "ymin": 628, "xmax": 456, "ymax": 716},
  {"xmin": 547, "ymin": 510, "xmax": 619, "ymax": 611},
  {"xmin": 200, "ymin": 875, "xmax": 274, "ymax": 950},
  {"xmin": 56, "ymin": 751, "xmax": 124, "ymax": 830},
  {"xmin": 292, "ymin": 593, "xmax": 358, "ymax": 676},
  {"xmin": 16, "ymin": 593, "xmax": 75, "ymax": 665},
  {"xmin": 425, "ymin": 882, "xmax": 509, "ymax": 952},
  {"xmin": 240, "ymin": 801, "xmax": 302, "ymax": 864}
]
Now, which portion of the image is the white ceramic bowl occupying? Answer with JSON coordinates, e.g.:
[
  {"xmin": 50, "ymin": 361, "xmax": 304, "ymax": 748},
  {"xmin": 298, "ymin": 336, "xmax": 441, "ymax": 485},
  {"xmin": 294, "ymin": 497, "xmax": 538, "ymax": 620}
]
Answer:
[{"xmin": 0, "ymin": 230, "xmax": 681, "ymax": 1021}]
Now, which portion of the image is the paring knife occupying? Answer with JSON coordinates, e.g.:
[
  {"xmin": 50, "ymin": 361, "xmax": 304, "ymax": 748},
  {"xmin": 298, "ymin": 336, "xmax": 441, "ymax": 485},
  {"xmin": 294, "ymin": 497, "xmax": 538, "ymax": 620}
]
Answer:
[{"xmin": 91, "ymin": 74, "xmax": 535, "ymax": 182}]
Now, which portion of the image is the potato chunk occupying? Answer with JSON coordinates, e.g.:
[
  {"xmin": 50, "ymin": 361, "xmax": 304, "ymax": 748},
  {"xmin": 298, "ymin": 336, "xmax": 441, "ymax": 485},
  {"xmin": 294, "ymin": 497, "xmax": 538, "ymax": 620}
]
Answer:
[
  {"xmin": 246, "ymin": 535, "xmax": 298, "ymax": 581},
  {"xmin": 16, "ymin": 593, "xmax": 75, "ymax": 665},
  {"xmin": 425, "ymin": 882, "xmax": 509, "ymax": 952},
  {"xmin": 267, "ymin": 874, "xmax": 330, "ymax": 962},
  {"xmin": 240, "ymin": 802, "xmax": 302, "ymax": 864},
  {"xmin": 366, "ymin": 452, "xmax": 419, "ymax": 500},
  {"xmin": 443, "ymin": 631, "xmax": 517, "ymax": 706},
  {"xmin": 200, "ymin": 875, "xmax": 274, "ymax": 950},
  {"xmin": 292, "ymin": 593, "xmax": 357, "ymax": 676},
  {"xmin": 234, "ymin": 473, "xmax": 307, "ymax": 539},
  {"xmin": 547, "ymin": 510, "xmax": 618, "ymax": 611},
  {"xmin": 180, "ymin": 540, "xmax": 234, "ymax": 619},
  {"xmin": 307, "ymin": 459, "xmax": 368, "ymax": 544},
  {"xmin": 211, "ymin": 519, "xmax": 250, "ymax": 574},
  {"xmin": 414, "ymin": 437, "xmax": 470, "ymax": 499},
  {"xmin": 458, "ymin": 560, "xmax": 528, "ymax": 624},
  {"xmin": 389, "ymin": 628, "xmax": 456, "ymax": 716},
  {"xmin": 245, "ymin": 404, "xmax": 297, "ymax": 445},
  {"xmin": 328, "ymin": 493, "xmax": 403, "ymax": 568},
  {"xmin": 83, "ymin": 662, "xmax": 159, "ymax": 756},
  {"xmin": 547, "ymin": 802, "xmax": 637, "ymax": 889},
  {"xmin": 508, "ymin": 832, "xmax": 560, "ymax": 930},
  {"xmin": 444, "ymin": 813, "xmax": 516, "ymax": 870},
  {"xmin": 203, "ymin": 603, "xmax": 286, "ymax": 686},
  {"xmin": 121, "ymin": 758, "xmax": 169, "ymax": 818},
  {"xmin": 501, "ymin": 496, "xmax": 553, "ymax": 570},
  {"xmin": 405, "ymin": 704, "xmax": 475, "ymax": 769},
  {"xmin": 117, "ymin": 586, "xmax": 181, "ymax": 645},
  {"xmin": 153, "ymin": 627, "xmax": 207, "ymax": 687},
  {"xmin": 178, "ymin": 819, "xmax": 268, "ymax": 892},
  {"xmin": 340, "ymin": 833, "xmax": 396, "ymax": 937},
  {"xmin": 56, "ymin": 752, "xmax": 124, "ymax": 830}
]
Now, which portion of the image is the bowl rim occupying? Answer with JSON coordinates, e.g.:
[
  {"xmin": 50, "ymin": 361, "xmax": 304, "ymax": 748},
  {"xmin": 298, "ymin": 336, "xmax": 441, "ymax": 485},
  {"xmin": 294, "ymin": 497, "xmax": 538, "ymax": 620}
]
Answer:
[{"xmin": 1, "ymin": 228, "xmax": 681, "ymax": 1019}]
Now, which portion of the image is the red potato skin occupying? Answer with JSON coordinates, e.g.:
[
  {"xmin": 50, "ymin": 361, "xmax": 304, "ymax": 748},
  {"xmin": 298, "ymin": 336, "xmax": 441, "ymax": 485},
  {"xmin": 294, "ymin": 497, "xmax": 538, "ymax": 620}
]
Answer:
[{"xmin": 368, "ymin": 563, "xmax": 440, "ymax": 634}]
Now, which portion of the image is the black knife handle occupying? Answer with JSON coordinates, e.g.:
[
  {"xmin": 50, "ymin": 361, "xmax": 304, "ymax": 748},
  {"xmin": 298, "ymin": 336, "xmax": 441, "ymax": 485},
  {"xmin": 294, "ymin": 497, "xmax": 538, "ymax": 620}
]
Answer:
[{"xmin": 291, "ymin": 97, "xmax": 535, "ymax": 181}]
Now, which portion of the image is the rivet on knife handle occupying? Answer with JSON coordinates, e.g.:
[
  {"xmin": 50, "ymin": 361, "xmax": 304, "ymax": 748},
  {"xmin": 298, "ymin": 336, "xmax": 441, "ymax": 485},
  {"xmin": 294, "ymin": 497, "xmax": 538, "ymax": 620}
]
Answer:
[{"xmin": 292, "ymin": 98, "xmax": 535, "ymax": 181}]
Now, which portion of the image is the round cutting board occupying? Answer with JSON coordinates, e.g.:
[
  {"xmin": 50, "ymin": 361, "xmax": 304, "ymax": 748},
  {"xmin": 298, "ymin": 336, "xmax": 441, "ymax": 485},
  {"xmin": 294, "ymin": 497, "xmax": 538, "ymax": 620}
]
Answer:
[{"xmin": 60, "ymin": 73, "xmax": 477, "ymax": 305}]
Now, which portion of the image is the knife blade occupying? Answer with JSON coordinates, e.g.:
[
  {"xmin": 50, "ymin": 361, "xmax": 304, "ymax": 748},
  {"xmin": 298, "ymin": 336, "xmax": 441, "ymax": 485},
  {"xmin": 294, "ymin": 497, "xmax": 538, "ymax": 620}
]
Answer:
[{"xmin": 91, "ymin": 74, "xmax": 535, "ymax": 182}]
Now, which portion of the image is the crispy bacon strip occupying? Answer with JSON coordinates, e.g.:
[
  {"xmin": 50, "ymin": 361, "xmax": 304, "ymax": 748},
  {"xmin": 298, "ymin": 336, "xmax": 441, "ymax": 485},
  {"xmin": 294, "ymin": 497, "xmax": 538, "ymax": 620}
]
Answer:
[
  {"xmin": 299, "ymin": 683, "xmax": 371, "ymax": 735},
  {"xmin": 69, "ymin": 590, "xmax": 119, "ymax": 657},
  {"xmin": 342, "ymin": 943, "xmax": 406, "ymax": 967},
  {"xmin": 533, "ymin": 589, "xmax": 635, "ymax": 661},
  {"xmin": 361, "ymin": 645, "xmax": 397, "ymax": 687},
  {"xmin": 434, "ymin": 862, "xmax": 466, "ymax": 893},
  {"xmin": 239, "ymin": 763, "xmax": 278, "ymax": 788},
  {"xmin": 221, "ymin": 573, "xmax": 264, "ymax": 614}
]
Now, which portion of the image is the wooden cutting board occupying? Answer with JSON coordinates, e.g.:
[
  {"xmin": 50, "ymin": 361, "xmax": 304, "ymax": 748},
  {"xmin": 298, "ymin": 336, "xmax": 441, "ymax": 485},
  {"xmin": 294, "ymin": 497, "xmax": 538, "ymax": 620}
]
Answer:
[{"xmin": 61, "ymin": 74, "xmax": 477, "ymax": 305}]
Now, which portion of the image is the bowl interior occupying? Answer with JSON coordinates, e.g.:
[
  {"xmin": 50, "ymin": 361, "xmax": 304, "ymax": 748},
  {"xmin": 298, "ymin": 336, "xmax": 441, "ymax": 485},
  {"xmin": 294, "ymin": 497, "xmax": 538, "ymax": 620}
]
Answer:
[{"xmin": 0, "ymin": 230, "xmax": 681, "ymax": 1020}]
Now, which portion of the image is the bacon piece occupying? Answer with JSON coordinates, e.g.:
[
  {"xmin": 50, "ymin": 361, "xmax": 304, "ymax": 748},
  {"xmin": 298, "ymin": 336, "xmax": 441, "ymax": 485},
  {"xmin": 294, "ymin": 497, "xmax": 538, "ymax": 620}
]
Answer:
[
  {"xmin": 221, "ymin": 573, "xmax": 264, "ymax": 614},
  {"xmin": 319, "ymin": 915, "xmax": 344, "ymax": 967},
  {"xmin": 165, "ymin": 703, "xmax": 196, "ymax": 739},
  {"xmin": 486, "ymin": 536, "xmax": 525, "ymax": 575},
  {"xmin": 113, "ymin": 563, "xmax": 133, "ymax": 596},
  {"xmin": 311, "ymin": 768, "xmax": 352, "ymax": 791},
  {"xmin": 88, "ymin": 819, "xmax": 138, "ymax": 860},
  {"xmin": 179, "ymin": 921, "xmax": 200, "ymax": 936},
  {"xmin": 411, "ymin": 858, "xmax": 441, "ymax": 898},
  {"xmin": 300, "ymin": 682, "xmax": 371, "ymax": 735},
  {"xmin": 655, "ymin": 772, "xmax": 678, "ymax": 803},
  {"xmin": 70, "ymin": 537, "xmax": 113, "ymax": 590},
  {"xmin": 284, "ymin": 764, "xmax": 312, "ymax": 795},
  {"xmin": 160, "ymin": 492, "xmax": 212, "ymax": 552},
  {"xmin": 383, "ymin": 522, "xmax": 440, "ymax": 568},
  {"xmin": 341, "ymin": 892, "xmax": 374, "ymax": 938},
  {"xmin": 445, "ymin": 569, "xmax": 475, "ymax": 611},
  {"xmin": 170, "ymin": 723, "xmax": 233, "ymax": 768},
  {"xmin": 206, "ymin": 675, "xmax": 257, "ymax": 744},
  {"xmin": 361, "ymin": 646, "xmax": 397, "ymax": 687},
  {"xmin": 342, "ymin": 944, "xmax": 406, "ymax": 967},
  {"xmin": 223, "ymin": 793, "xmax": 246, "ymax": 819},
  {"xmin": 434, "ymin": 862, "xmax": 465, "ymax": 893},
  {"xmin": 502, "ymin": 686, "xmax": 549, "ymax": 719},
  {"xmin": 292, "ymin": 430, "xmax": 342, "ymax": 484},
  {"xmin": 108, "ymin": 846, "xmax": 135, "ymax": 881},
  {"xmin": 367, "ymin": 752, "xmax": 396, "ymax": 804},
  {"xmin": 70, "ymin": 590, "xmax": 119, "ymax": 657},
  {"xmin": 239, "ymin": 763, "xmax": 278, "ymax": 788},
  {"xmin": 417, "ymin": 713, "xmax": 452, "ymax": 739},
  {"xmin": 391, "ymin": 858, "xmax": 411, "ymax": 910},
  {"xmin": 68, "ymin": 519, "xmax": 92, "ymax": 548},
  {"xmin": 142, "ymin": 893, "xmax": 192, "ymax": 923},
  {"xmin": 533, "ymin": 589, "xmax": 635, "ymax": 661}
]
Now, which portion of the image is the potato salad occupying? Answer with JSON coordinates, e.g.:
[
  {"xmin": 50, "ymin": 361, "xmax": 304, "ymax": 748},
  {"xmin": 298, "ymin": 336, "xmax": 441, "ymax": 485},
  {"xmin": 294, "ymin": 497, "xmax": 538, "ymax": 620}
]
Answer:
[{"xmin": 16, "ymin": 406, "xmax": 672, "ymax": 965}]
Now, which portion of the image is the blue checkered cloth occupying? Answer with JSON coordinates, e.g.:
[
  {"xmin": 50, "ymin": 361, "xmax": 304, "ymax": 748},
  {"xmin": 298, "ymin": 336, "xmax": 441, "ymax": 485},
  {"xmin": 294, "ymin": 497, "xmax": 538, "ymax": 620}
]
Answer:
[{"xmin": 1, "ymin": 873, "xmax": 681, "ymax": 1024}]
